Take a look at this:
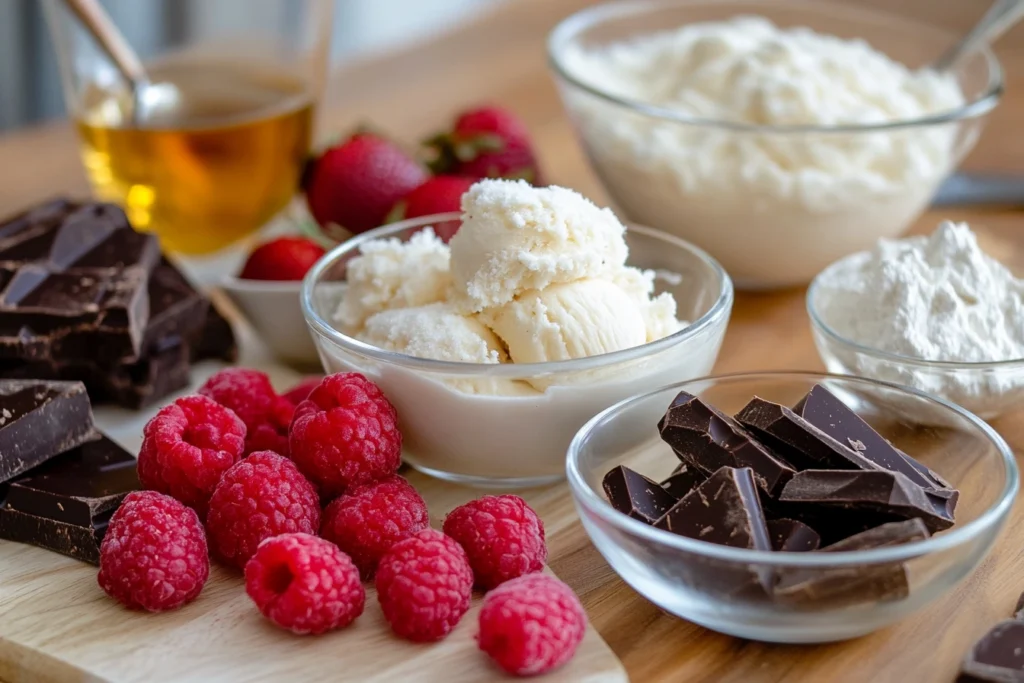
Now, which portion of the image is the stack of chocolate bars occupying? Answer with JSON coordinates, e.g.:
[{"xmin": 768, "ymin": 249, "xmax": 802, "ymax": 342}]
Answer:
[
  {"xmin": 0, "ymin": 380, "xmax": 139, "ymax": 563},
  {"xmin": 0, "ymin": 199, "xmax": 236, "ymax": 409}
]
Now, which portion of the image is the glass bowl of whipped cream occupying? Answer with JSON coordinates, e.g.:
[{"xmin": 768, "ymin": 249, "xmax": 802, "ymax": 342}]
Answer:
[
  {"xmin": 567, "ymin": 372, "xmax": 1017, "ymax": 644},
  {"xmin": 301, "ymin": 180, "xmax": 733, "ymax": 488},
  {"xmin": 548, "ymin": 0, "xmax": 1002, "ymax": 290}
]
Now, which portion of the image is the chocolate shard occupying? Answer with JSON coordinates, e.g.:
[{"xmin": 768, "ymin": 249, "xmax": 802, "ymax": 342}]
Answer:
[
  {"xmin": 0, "ymin": 506, "xmax": 110, "ymax": 565},
  {"xmin": 654, "ymin": 466, "xmax": 772, "ymax": 550},
  {"xmin": 779, "ymin": 469, "xmax": 955, "ymax": 534},
  {"xmin": 794, "ymin": 384, "xmax": 958, "ymax": 500},
  {"xmin": 660, "ymin": 463, "xmax": 707, "ymax": 500},
  {"xmin": 193, "ymin": 301, "xmax": 237, "ymax": 363},
  {"xmin": 659, "ymin": 391, "xmax": 795, "ymax": 496},
  {"xmin": 736, "ymin": 396, "xmax": 880, "ymax": 472},
  {"xmin": 773, "ymin": 519, "xmax": 929, "ymax": 608},
  {"xmin": 602, "ymin": 465, "xmax": 676, "ymax": 524},
  {"xmin": 958, "ymin": 620, "xmax": 1024, "ymax": 682},
  {"xmin": 4, "ymin": 435, "xmax": 139, "ymax": 526},
  {"xmin": 767, "ymin": 519, "xmax": 820, "ymax": 552},
  {"xmin": 0, "ymin": 379, "xmax": 97, "ymax": 482}
]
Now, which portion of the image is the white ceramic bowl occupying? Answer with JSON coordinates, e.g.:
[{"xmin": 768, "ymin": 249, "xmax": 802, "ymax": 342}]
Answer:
[{"xmin": 220, "ymin": 276, "xmax": 321, "ymax": 370}]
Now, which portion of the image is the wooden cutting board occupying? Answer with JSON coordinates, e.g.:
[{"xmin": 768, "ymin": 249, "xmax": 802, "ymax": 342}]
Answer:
[{"xmin": 0, "ymin": 324, "xmax": 627, "ymax": 683}]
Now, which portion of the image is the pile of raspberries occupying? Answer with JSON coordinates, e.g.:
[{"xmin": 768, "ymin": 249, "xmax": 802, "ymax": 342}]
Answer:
[{"xmin": 97, "ymin": 369, "xmax": 585, "ymax": 677}]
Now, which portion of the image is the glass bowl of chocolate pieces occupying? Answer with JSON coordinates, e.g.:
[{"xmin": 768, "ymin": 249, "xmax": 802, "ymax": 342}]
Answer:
[{"xmin": 566, "ymin": 371, "xmax": 1017, "ymax": 643}]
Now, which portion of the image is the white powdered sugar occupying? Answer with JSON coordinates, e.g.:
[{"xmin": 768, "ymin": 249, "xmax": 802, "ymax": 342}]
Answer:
[{"xmin": 814, "ymin": 222, "xmax": 1024, "ymax": 416}]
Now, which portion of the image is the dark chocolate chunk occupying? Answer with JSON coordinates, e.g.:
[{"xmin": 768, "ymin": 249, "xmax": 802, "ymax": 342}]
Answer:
[
  {"xmin": 5, "ymin": 435, "xmax": 139, "ymax": 526},
  {"xmin": 655, "ymin": 466, "xmax": 772, "ymax": 550},
  {"xmin": 659, "ymin": 391, "xmax": 795, "ymax": 496},
  {"xmin": 959, "ymin": 620, "xmax": 1024, "ymax": 682},
  {"xmin": 773, "ymin": 519, "xmax": 929, "ymax": 607},
  {"xmin": 603, "ymin": 465, "xmax": 676, "ymax": 524},
  {"xmin": 193, "ymin": 300, "xmax": 237, "ymax": 363},
  {"xmin": 0, "ymin": 379, "xmax": 96, "ymax": 482},
  {"xmin": 795, "ymin": 385, "xmax": 957, "ymax": 499},
  {"xmin": 779, "ymin": 469, "xmax": 955, "ymax": 534},
  {"xmin": 736, "ymin": 396, "xmax": 880, "ymax": 472},
  {"xmin": 767, "ymin": 519, "xmax": 820, "ymax": 552},
  {"xmin": 660, "ymin": 463, "xmax": 707, "ymax": 500},
  {"xmin": 0, "ymin": 506, "xmax": 110, "ymax": 565}
]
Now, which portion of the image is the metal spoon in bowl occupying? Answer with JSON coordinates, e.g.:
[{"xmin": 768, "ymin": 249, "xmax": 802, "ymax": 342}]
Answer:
[
  {"xmin": 932, "ymin": 0, "xmax": 1024, "ymax": 71},
  {"xmin": 61, "ymin": 0, "xmax": 179, "ymax": 125}
]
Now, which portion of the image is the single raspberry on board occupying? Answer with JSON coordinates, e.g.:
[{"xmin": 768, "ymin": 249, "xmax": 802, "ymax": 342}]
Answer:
[
  {"xmin": 98, "ymin": 491, "xmax": 209, "ymax": 612},
  {"xmin": 443, "ymin": 494, "xmax": 546, "ymax": 589},
  {"xmin": 198, "ymin": 368, "xmax": 294, "ymax": 456},
  {"xmin": 245, "ymin": 532, "xmax": 365, "ymax": 635},
  {"xmin": 281, "ymin": 376, "xmax": 324, "ymax": 405},
  {"xmin": 320, "ymin": 475, "xmax": 429, "ymax": 579},
  {"xmin": 206, "ymin": 451, "xmax": 321, "ymax": 568},
  {"xmin": 137, "ymin": 394, "xmax": 246, "ymax": 516},
  {"xmin": 477, "ymin": 574, "xmax": 587, "ymax": 676},
  {"xmin": 289, "ymin": 372, "xmax": 401, "ymax": 497},
  {"xmin": 375, "ymin": 528, "xmax": 473, "ymax": 642}
]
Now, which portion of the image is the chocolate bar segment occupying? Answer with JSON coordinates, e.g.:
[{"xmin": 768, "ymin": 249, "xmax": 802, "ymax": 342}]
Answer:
[
  {"xmin": 193, "ymin": 300, "xmax": 237, "ymax": 363},
  {"xmin": 0, "ymin": 506, "xmax": 110, "ymax": 565},
  {"xmin": 958, "ymin": 620, "xmax": 1024, "ymax": 682},
  {"xmin": 767, "ymin": 519, "xmax": 820, "ymax": 552},
  {"xmin": 736, "ymin": 396, "xmax": 879, "ymax": 472},
  {"xmin": 659, "ymin": 391, "xmax": 795, "ymax": 496},
  {"xmin": 603, "ymin": 465, "xmax": 676, "ymax": 524},
  {"xmin": 0, "ymin": 379, "xmax": 96, "ymax": 482},
  {"xmin": 660, "ymin": 463, "xmax": 707, "ymax": 500},
  {"xmin": 779, "ymin": 469, "xmax": 955, "ymax": 534},
  {"xmin": 773, "ymin": 519, "xmax": 929, "ymax": 607}
]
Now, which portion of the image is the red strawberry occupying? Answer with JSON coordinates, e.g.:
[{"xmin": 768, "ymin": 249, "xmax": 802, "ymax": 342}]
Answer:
[
  {"xmin": 305, "ymin": 133, "xmax": 428, "ymax": 236},
  {"xmin": 388, "ymin": 176, "xmax": 475, "ymax": 242},
  {"xmin": 239, "ymin": 237, "xmax": 325, "ymax": 281},
  {"xmin": 424, "ymin": 106, "xmax": 542, "ymax": 184}
]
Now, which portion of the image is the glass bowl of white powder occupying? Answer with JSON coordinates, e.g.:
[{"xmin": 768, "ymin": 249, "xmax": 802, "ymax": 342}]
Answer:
[
  {"xmin": 548, "ymin": 0, "xmax": 1002, "ymax": 290},
  {"xmin": 301, "ymin": 212, "xmax": 733, "ymax": 488},
  {"xmin": 808, "ymin": 222, "xmax": 1024, "ymax": 421},
  {"xmin": 568, "ymin": 372, "xmax": 1017, "ymax": 643}
]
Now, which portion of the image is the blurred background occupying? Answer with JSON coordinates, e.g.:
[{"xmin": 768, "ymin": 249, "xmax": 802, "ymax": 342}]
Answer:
[{"xmin": 0, "ymin": 0, "xmax": 495, "ymax": 131}]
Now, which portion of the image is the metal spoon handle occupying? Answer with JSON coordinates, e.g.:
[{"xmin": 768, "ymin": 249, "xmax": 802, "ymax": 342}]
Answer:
[
  {"xmin": 62, "ymin": 0, "xmax": 147, "ymax": 87},
  {"xmin": 933, "ymin": 0, "xmax": 1024, "ymax": 71}
]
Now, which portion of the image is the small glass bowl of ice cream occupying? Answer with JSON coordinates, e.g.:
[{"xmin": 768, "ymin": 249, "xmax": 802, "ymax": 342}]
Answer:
[
  {"xmin": 808, "ymin": 222, "xmax": 1024, "ymax": 421},
  {"xmin": 548, "ymin": 0, "xmax": 1002, "ymax": 290},
  {"xmin": 301, "ymin": 179, "xmax": 733, "ymax": 487}
]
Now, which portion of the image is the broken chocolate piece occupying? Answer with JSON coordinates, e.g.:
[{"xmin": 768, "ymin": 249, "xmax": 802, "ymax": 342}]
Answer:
[
  {"xmin": 0, "ymin": 506, "xmax": 110, "ymax": 565},
  {"xmin": 193, "ymin": 300, "xmax": 237, "ymax": 363},
  {"xmin": 736, "ymin": 396, "xmax": 880, "ymax": 472},
  {"xmin": 0, "ymin": 379, "xmax": 96, "ymax": 482},
  {"xmin": 773, "ymin": 519, "xmax": 929, "ymax": 607},
  {"xmin": 659, "ymin": 391, "xmax": 795, "ymax": 496},
  {"xmin": 794, "ymin": 385, "xmax": 958, "ymax": 501},
  {"xmin": 767, "ymin": 519, "xmax": 820, "ymax": 552},
  {"xmin": 779, "ymin": 469, "xmax": 955, "ymax": 534},
  {"xmin": 4, "ymin": 435, "xmax": 139, "ymax": 526},
  {"xmin": 958, "ymin": 620, "xmax": 1024, "ymax": 682},
  {"xmin": 660, "ymin": 463, "xmax": 707, "ymax": 500},
  {"xmin": 602, "ymin": 465, "xmax": 676, "ymax": 524}
]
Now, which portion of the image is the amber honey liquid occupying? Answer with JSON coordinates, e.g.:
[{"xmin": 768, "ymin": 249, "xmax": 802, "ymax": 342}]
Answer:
[{"xmin": 76, "ymin": 60, "xmax": 314, "ymax": 255}]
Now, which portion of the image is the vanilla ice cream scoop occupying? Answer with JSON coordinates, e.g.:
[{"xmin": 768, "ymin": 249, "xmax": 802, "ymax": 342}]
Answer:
[
  {"xmin": 361, "ymin": 302, "xmax": 508, "ymax": 364},
  {"xmin": 450, "ymin": 179, "xmax": 629, "ymax": 312},
  {"xmin": 481, "ymin": 279, "xmax": 646, "ymax": 363},
  {"xmin": 335, "ymin": 228, "xmax": 452, "ymax": 333}
]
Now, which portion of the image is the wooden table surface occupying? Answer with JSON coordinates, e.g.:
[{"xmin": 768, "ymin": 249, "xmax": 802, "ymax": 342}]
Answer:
[{"xmin": 2, "ymin": 1, "xmax": 1024, "ymax": 681}]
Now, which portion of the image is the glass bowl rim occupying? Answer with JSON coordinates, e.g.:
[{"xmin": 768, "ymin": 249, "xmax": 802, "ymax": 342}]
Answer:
[
  {"xmin": 299, "ymin": 212, "xmax": 734, "ymax": 376},
  {"xmin": 566, "ymin": 369, "xmax": 1018, "ymax": 566},
  {"xmin": 807, "ymin": 257, "xmax": 1024, "ymax": 369},
  {"xmin": 547, "ymin": 0, "xmax": 1003, "ymax": 135}
]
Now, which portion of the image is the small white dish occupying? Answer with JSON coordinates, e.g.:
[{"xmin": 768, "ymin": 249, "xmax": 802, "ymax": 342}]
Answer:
[{"xmin": 220, "ymin": 276, "xmax": 321, "ymax": 370}]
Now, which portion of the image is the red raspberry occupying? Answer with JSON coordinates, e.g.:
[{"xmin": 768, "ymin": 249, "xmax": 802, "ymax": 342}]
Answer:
[
  {"xmin": 375, "ymin": 529, "xmax": 473, "ymax": 642},
  {"xmin": 206, "ymin": 451, "xmax": 321, "ymax": 568},
  {"xmin": 477, "ymin": 574, "xmax": 587, "ymax": 676},
  {"xmin": 442, "ymin": 495, "xmax": 546, "ymax": 589},
  {"xmin": 98, "ymin": 491, "xmax": 209, "ymax": 612},
  {"xmin": 137, "ymin": 395, "xmax": 246, "ymax": 516},
  {"xmin": 320, "ymin": 475, "xmax": 429, "ymax": 580},
  {"xmin": 289, "ymin": 372, "xmax": 401, "ymax": 497},
  {"xmin": 281, "ymin": 376, "xmax": 323, "ymax": 405},
  {"xmin": 245, "ymin": 533, "xmax": 365, "ymax": 635},
  {"xmin": 199, "ymin": 368, "xmax": 294, "ymax": 456}
]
